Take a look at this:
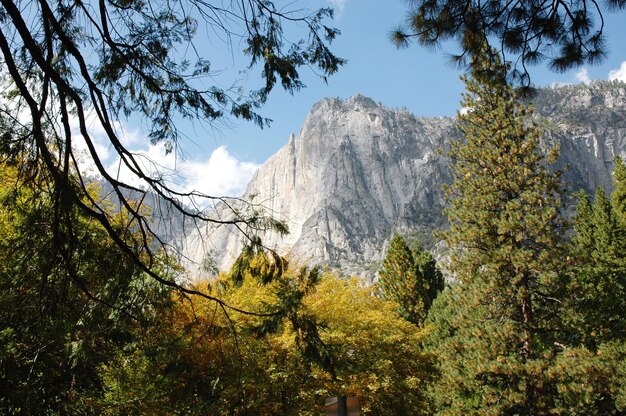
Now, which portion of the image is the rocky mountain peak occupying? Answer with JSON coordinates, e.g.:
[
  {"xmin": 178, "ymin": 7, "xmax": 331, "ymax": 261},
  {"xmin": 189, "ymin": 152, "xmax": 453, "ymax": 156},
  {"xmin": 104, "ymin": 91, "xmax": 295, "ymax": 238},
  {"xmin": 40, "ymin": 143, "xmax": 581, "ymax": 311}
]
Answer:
[
  {"xmin": 345, "ymin": 94, "xmax": 379, "ymax": 108},
  {"xmin": 310, "ymin": 94, "xmax": 379, "ymax": 114},
  {"xmin": 182, "ymin": 82, "xmax": 626, "ymax": 278}
]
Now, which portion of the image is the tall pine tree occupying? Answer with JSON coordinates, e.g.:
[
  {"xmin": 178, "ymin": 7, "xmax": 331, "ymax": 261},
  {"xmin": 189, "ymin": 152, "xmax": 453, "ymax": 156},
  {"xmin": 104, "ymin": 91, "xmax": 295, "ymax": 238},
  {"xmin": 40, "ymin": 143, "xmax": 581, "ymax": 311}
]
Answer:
[{"xmin": 426, "ymin": 50, "xmax": 566, "ymax": 414}]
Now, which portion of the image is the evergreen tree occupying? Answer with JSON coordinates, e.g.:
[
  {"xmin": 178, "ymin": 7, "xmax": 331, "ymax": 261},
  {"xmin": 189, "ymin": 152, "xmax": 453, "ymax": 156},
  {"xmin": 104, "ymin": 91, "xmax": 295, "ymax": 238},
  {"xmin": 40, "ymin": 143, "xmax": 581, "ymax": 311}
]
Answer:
[
  {"xmin": 611, "ymin": 157, "xmax": 626, "ymax": 233},
  {"xmin": 412, "ymin": 241, "xmax": 446, "ymax": 314},
  {"xmin": 549, "ymin": 160, "xmax": 626, "ymax": 414},
  {"xmin": 568, "ymin": 163, "xmax": 626, "ymax": 348},
  {"xmin": 378, "ymin": 233, "xmax": 425, "ymax": 325},
  {"xmin": 378, "ymin": 234, "xmax": 444, "ymax": 326},
  {"xmin": 392, "ymin": 0, "xmax": 625, "ymax": 87},
  {"xmin": 426, "ymin": 49, "xmax": 566, "ymax": 414},
  {"xmin": 571, "ymin": 191, "xmax": 595, "ymax": 258}
]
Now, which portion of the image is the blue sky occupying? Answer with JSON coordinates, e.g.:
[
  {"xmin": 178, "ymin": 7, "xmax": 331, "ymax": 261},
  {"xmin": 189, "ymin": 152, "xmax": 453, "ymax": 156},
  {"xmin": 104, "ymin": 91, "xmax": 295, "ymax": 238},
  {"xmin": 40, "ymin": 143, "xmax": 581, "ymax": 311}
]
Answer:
[
  {"xmin": 201, "ymin": 0, "xmax": 626, "ymax": 161},
  {"xmin": 98, "ymin": 0, "xmax": 626, "ymax": 199}
]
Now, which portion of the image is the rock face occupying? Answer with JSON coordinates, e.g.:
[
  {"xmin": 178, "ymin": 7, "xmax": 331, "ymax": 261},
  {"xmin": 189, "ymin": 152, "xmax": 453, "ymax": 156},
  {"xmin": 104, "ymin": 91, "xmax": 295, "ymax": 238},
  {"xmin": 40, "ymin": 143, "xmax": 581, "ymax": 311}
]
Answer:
[
  {"xmin": 182, "ymin": 81, "xmax": 626, "ymax": 277},
  {"xmin": 533, "ymin": 82, "xmax": 626, "ymax": 193}
]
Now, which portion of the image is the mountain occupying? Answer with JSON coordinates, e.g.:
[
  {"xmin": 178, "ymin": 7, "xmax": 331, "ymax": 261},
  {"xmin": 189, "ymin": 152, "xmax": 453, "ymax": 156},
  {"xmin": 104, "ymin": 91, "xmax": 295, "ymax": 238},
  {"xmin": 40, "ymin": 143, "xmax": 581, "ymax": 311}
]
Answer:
[{"xmin": 181, "ymin": 81, "xmax": 626, "ymax": 278}]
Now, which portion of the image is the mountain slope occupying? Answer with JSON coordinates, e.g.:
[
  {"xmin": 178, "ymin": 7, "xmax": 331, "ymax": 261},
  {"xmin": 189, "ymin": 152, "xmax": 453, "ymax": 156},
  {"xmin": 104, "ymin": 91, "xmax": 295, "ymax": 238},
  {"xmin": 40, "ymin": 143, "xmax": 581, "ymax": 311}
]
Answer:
[{"xmin": 182, "ymin": 82, "xmax": 626, "ymax": 277}]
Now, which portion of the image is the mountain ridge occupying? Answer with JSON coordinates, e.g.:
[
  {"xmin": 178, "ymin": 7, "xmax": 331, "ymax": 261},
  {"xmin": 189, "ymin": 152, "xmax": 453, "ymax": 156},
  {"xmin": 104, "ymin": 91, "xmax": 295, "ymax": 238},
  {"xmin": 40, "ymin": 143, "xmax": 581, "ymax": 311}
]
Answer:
[{"xmin": 181, "ymin": 81, "xmax": 626, "ymax": 278}]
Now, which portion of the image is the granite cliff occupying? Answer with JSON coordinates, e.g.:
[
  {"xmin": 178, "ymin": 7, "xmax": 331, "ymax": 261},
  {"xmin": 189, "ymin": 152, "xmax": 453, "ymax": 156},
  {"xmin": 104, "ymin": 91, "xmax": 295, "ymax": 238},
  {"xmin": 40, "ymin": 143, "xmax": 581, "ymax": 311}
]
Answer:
[{"xmin": 181, "ymin": 81, "xmax": 626, "ymax": 277}]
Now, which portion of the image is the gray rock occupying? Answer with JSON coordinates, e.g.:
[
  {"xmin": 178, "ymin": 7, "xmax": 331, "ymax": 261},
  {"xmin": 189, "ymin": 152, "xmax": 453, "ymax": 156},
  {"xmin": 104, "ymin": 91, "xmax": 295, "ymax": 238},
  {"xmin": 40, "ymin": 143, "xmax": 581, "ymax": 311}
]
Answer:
[{"xmin": 181, "ymin": 81, "xmax": 626, "ymax": 279}]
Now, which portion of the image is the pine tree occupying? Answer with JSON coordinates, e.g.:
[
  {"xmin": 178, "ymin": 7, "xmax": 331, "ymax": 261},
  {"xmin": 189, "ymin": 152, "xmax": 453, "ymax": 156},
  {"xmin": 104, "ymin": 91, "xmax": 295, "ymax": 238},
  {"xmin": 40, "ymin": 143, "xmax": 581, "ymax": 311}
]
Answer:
[
  {"xmin": 610, "ymin": 157, "xmax": 626, "ymax": 241},
  {"xmin": 550, "ymin": 161, "xmax": 626, "ymax": 414},
  {"xmin": 426, "ymin": 50, "xmax": 566, "ymax": 414},
  {"xmin": 412, "ymin": 241, "xmax": 446, "ymax": 314},
  {"xmin": 568, "ymin": 164, "xmax": 626, "ymax": 348},
  {"xmin": 590, "ymin": 188, "xmax": 622, "ymax": 268},
  {"xmin": 392, "ymin": 0, "xmax": 625, "ymax": 88},
  {"xmin": 571, "ymin": 191, "xmax": 595, "ymax": 258},
  {"xmin": 378, "ymin": 233, "xmax": 426, "ymax": 325},
  {"xmin": 378, "ymin": 234, "xmax": 445, "ymax": 326}
]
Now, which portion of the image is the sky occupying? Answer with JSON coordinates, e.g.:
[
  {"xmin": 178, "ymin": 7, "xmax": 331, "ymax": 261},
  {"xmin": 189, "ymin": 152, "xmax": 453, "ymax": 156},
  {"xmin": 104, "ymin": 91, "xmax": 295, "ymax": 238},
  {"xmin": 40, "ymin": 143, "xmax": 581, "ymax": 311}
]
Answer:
[{"xmin": 98, "ymin": 0, "xmax": 626, "ymax": 200}]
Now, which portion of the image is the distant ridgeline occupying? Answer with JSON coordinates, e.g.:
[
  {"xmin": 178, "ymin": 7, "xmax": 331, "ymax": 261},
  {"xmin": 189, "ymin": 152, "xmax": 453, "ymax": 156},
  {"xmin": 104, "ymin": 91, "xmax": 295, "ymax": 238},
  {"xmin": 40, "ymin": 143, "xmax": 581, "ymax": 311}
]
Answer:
[{"xmin": 180, "ymin": 81, "xmax": 626, "ymax": 278}]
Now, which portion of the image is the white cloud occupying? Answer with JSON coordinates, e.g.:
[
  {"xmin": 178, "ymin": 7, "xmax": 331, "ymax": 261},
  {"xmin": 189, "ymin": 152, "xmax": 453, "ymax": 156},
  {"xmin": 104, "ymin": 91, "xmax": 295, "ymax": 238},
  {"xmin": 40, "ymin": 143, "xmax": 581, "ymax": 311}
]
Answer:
[
  {"xmin": 106, "ymin": 143, "xmax": 260, "ymax": 202},
  {"xmin": 65, "ymin": 110, "xmax": 259, "ymax": 201},
  {"xmin": 609, "ymin": 61, "xmax": 626, "ymax": 83},
  {"xmin": 105, "ymin": 142, "xmax": 177, "ymax": 188},
  {"xmin": 328, "ymin": 0, "xmax": 347, "ymax": 14},
  {"xmin": 70, "ymin": 109, "xmax": 144, "ymax": 176},
  {"xmin": 575, "ymin": 68, "xmax": 591, "ymax": 84},
  {"xmin": 0, "ymin": 90, "xmax": 259, "ymax": 204},
  {"xmin": 181, "ymin": 146, "xmax": 260, "ymax": 197}
]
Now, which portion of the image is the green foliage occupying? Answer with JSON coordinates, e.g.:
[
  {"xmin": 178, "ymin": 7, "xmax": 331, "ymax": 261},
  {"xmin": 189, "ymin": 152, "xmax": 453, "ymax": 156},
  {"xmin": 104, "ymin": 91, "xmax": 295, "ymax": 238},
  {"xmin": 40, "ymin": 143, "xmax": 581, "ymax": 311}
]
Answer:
[
  {"xmin": 426, "ymin": 51, "xmax": 626, "ymax": 416},
  {"xmin": 427, "ymin": 49, "xmax": 567, "ymax": 414},
  {"xmin": 97, "ymin": 309, "xmax": 222, "ymax": 415},
  {"xmin": 0, "ymin": 0, "xmax": 343, "ymax": 312},
  {"xmin": 392, "ymin": 0, "xmax": 624, "ymax": 86},
  {"xmin": 0, "ymin": 161, "xmax": 173, "ymax": 414},
  {"xmin": 412, "ymin": 240, "xmax": 446, "ymax": 314},
  {"xmin": 377, "ymin": 233, "xmax": 444, "ymax": 325},
  {"xmin": 442, "ymin": 53, "xmax": 564, "ymax": 283},
  {"xmin": 566, "ymin": 159, "xmax": 626, "ymax": 349},
  {"xmin": 426, "ymin": 284, "xmax": 626, "ymax": 416},
  {"xmin": 548, "ymin": 341, "xmax": 626, "ymax": 415},
  {"xmin": 378, "ymin": 233, "xmax": 425, "ymax": 324},
  {"xmin": 612, "ymin": 157, "xmax": 626, "ymax": 230},
  {"xmin": 424, "ymin": 119, "xmax": 626, "ymax": 415},
  {"xmin": 99, "ymin": 265, "xmax": 436, "ymax": 415}
]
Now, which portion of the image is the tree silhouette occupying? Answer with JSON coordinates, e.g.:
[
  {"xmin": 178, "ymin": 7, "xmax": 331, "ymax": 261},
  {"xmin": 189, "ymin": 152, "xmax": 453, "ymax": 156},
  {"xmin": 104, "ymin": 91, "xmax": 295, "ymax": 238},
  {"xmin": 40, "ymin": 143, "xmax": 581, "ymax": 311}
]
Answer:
[{"xmin": 392, "ymin": 0, "xmax": 625, "ymax": 87}]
